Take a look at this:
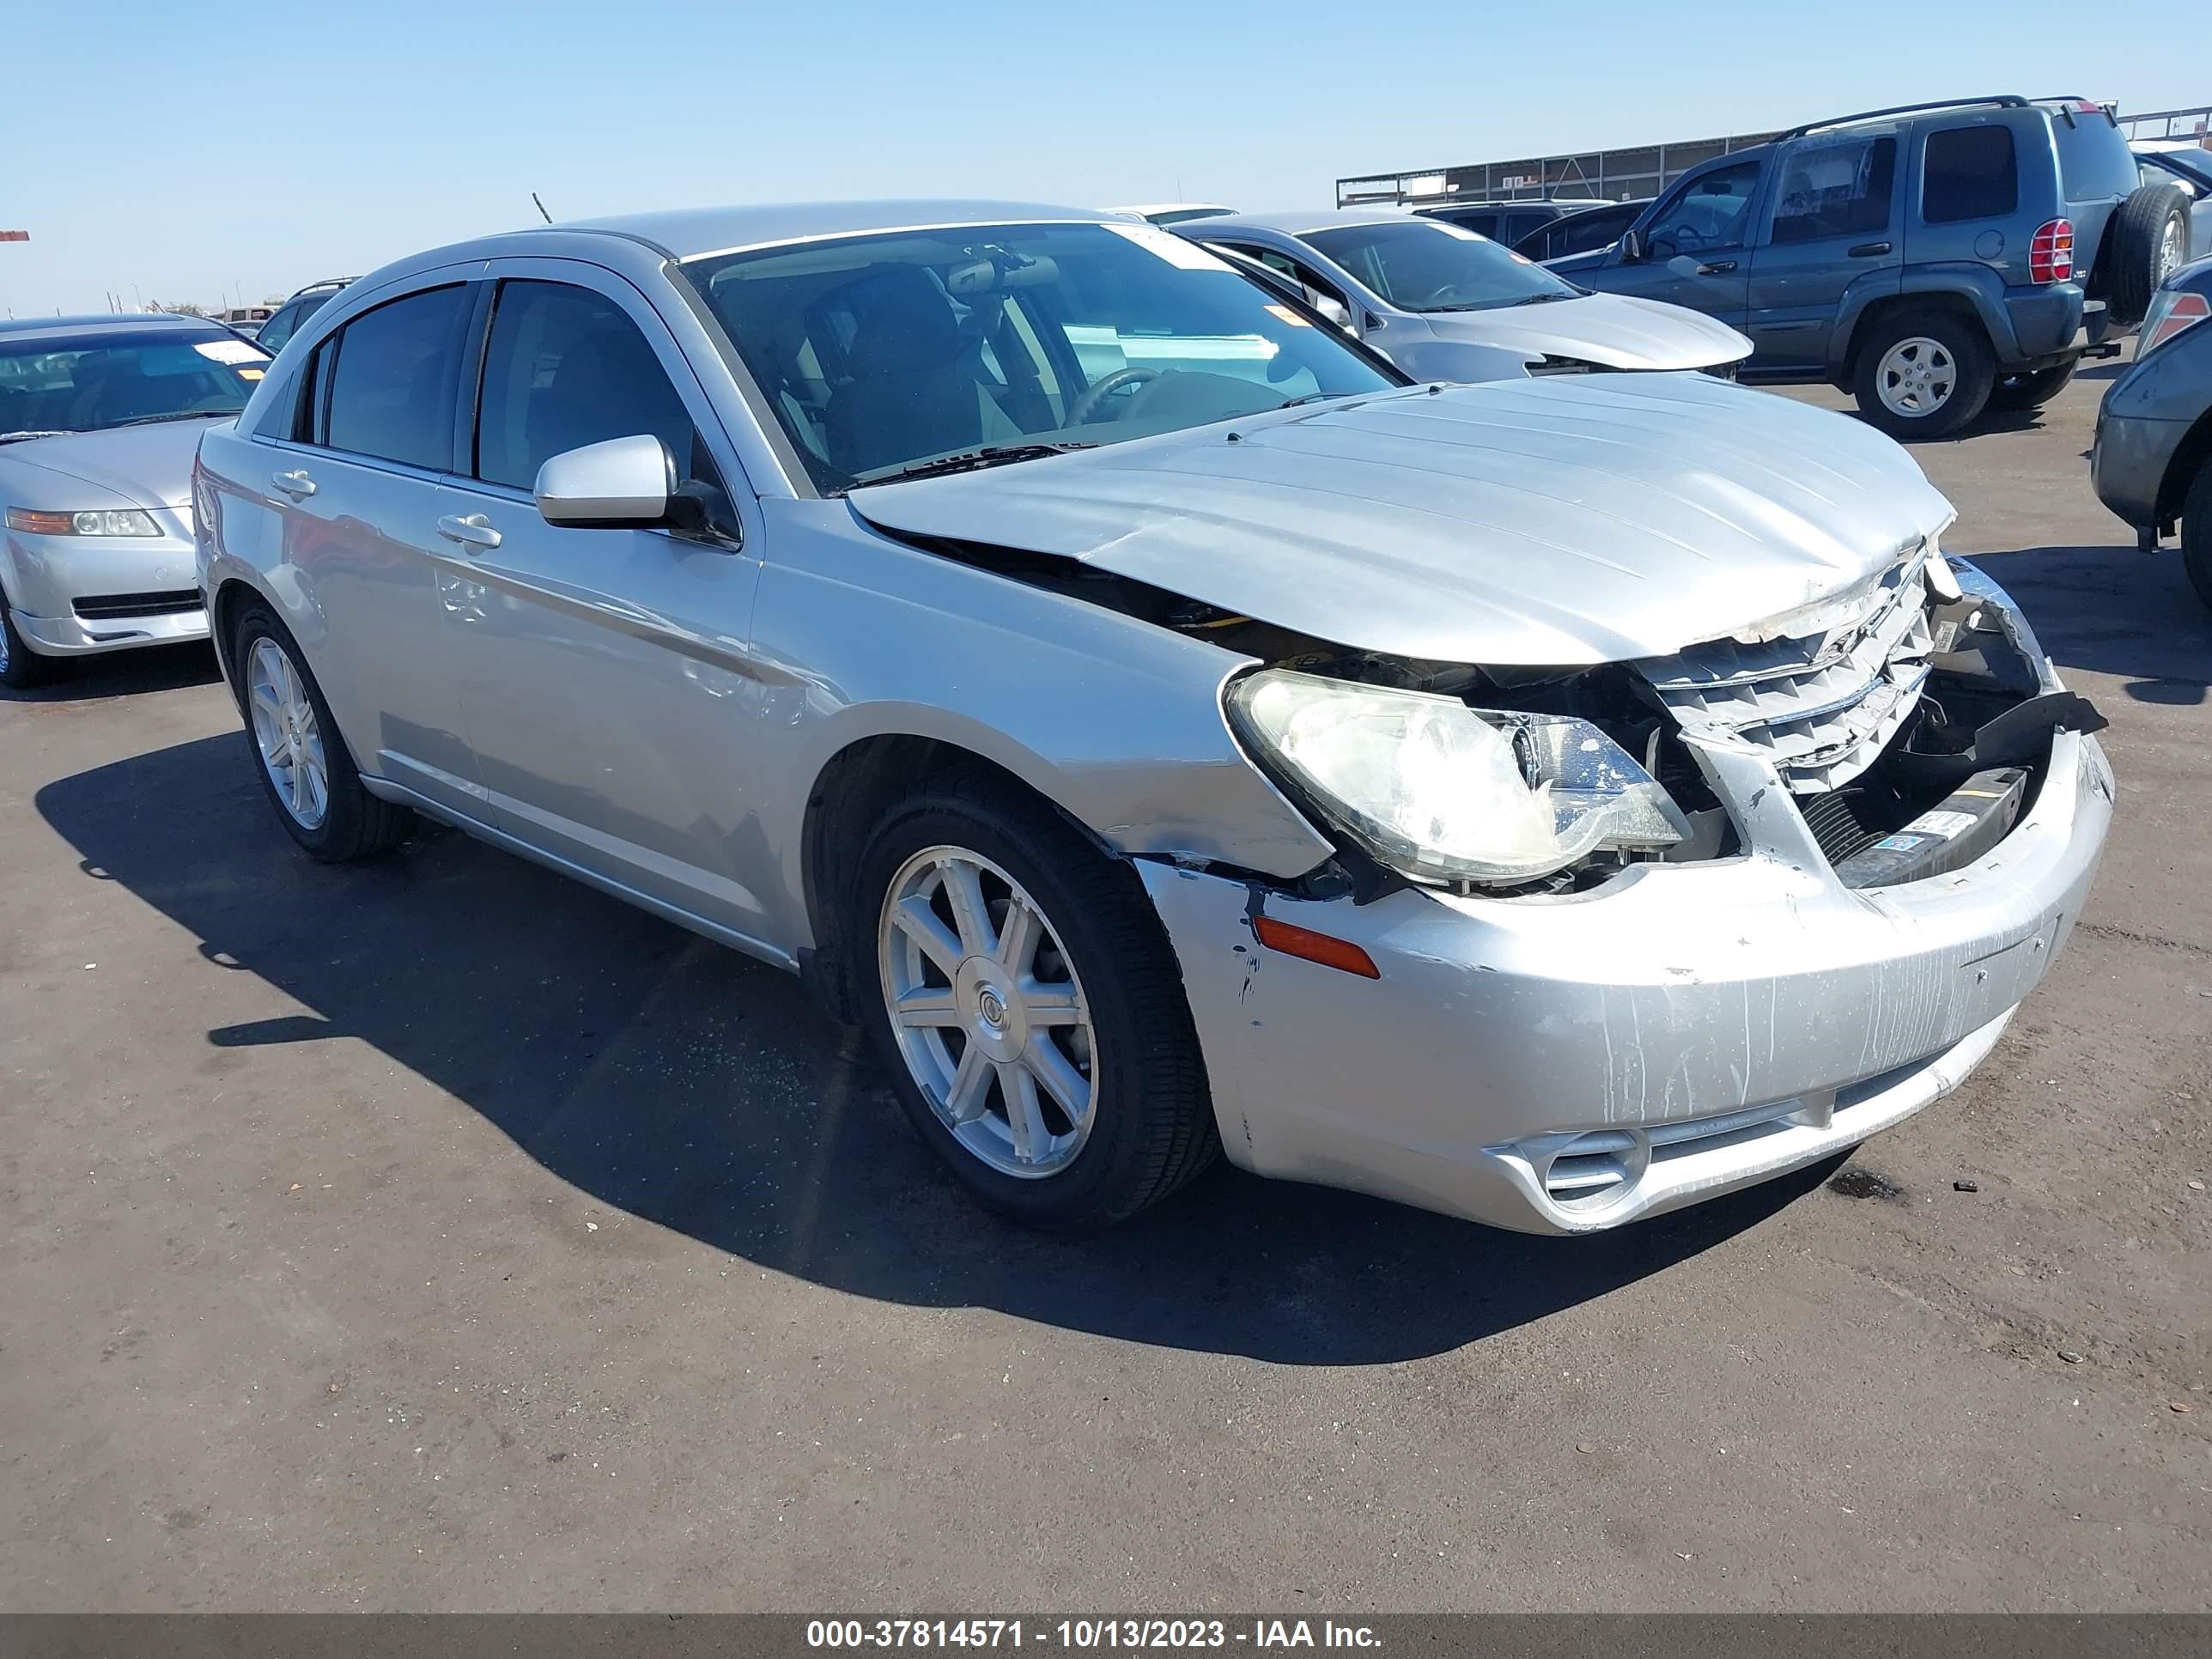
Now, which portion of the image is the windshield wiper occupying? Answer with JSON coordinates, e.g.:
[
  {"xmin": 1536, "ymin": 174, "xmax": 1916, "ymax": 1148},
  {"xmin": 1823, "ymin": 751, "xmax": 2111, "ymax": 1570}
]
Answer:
[
  {"xmin": 111, "ymin": 409, "xmax": 246, "ymax": 428},
  {"xmin": 1276, "ymin": 391, "xmax": 1341, "ymax": 409},
  {"xmin": 0, "ymin": 430, "xmax": 72, "ymax": 445},
  {"xmin": 1508, "ymin": 291, "xmax": 1575, "ymax": 306},
  {"xmin": 851, "ymin": 441, "xmax": 1096, "ymax": 488}
]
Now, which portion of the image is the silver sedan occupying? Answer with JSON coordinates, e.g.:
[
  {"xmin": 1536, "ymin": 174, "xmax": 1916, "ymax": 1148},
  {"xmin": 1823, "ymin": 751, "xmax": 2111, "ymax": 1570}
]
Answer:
[
  {"xmin": 194, "ymin": 201, "xmax": 2111, "ymax": 1234},
  {"xmin": 1171, "ymin": 209, "xmax": 1753, "ymax": 380},
  {"xmin": 3, "ymin": 313, "xmax": 269, "ymax": 686}
]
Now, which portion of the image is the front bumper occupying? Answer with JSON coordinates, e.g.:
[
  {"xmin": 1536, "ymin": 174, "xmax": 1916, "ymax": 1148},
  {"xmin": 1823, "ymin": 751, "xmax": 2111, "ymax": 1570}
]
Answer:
[
  {"xmin": 1143, "ymin": 720, "xmax": 2113, "ymax": 1237},
  {"xmin": 2, "ymin": 507, "xmax": 209, "ymax": 657}
]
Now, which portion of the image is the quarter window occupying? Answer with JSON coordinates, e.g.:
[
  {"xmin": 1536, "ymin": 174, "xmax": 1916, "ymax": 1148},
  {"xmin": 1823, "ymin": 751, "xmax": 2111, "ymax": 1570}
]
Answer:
[
  {"xmin": 1769, "ymin": 137, "xmax": 1897, "ymax": 244},
  {"xmin": 322, "ymin": 285, "xmax": 472, "ymax": 471},
  {"xmin": 474, "ymin": 281, "xmax": 697, "ymax": 491},
  {"xmin": 1923, "ymin": 126, "xmax": 2019, "ymax": 223}
]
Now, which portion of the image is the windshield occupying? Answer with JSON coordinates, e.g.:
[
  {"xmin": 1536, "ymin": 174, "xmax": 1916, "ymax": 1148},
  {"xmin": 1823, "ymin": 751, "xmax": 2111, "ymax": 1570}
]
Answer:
[
  {"xmin": 1301, "ymin": 220, "xmax": 1579, "ymax": 312},
  {"xmin": 681, "ymin": 221, "xmax": 1398, "ymax": 490},
  {"xmin": 2143, "ymin": 149, "xmax": 2212, "ymax": 194},
  {"xmin": 0, "ymin": 328, "xmax": 267, "ymax": 439}
]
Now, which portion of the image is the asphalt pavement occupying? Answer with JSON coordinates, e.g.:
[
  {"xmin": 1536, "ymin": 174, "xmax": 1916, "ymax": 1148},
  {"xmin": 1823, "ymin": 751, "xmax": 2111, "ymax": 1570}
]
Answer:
[{"xmin": 2, "ymin": 368, "xmax": 2207, "ymax": 1611}]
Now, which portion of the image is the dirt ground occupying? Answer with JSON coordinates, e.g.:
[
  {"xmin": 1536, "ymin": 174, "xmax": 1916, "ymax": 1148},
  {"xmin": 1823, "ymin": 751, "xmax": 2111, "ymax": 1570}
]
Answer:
[{"xmin": 2, "ymin": 368, "xmax": 2206, "ymax": 1611}]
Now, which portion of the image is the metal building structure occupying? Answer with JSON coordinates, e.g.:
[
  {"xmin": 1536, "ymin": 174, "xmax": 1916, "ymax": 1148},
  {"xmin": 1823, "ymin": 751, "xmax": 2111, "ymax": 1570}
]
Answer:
[{"xmin": 1339, "ymin": 100, "xmax": 2209, "ymax": 210}]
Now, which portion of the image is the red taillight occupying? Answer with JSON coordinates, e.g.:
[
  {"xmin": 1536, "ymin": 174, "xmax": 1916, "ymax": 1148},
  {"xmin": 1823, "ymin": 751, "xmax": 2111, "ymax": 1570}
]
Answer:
[
  {"xmin": 2029, "ymin": 218, "xmax": 2075, "ymax": 283},
  {"xmin": 2142, "ymin": 290, "xmax": 2210, "ymax": 354}
]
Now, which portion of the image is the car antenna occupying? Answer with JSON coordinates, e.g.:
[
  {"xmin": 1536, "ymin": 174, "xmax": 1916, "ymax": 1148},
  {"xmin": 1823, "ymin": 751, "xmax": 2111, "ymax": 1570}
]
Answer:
[{"xmin": 532, "ymin": 192, "xmax": 553, "ymax": 226}]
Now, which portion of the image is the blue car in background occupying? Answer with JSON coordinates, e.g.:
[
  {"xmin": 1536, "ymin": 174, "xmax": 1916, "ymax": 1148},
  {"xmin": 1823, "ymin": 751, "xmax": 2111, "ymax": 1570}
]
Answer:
[
  {"xmin": 2093, "ymin": 253, "xmax": 2212, "ymax": 609},
  {"xmin": 1557, "ymin": 96, "xmax": 2192, "ymax": 438}
]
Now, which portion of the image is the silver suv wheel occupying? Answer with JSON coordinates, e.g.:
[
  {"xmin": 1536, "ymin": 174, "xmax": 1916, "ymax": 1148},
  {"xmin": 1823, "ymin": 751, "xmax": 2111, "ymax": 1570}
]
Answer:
[
  {"xmin": 877, "ymin": 844, "xmax": 1097, "ymax": 1177},
  {"xmin": 1875, "ymin": 336, "xmax": 1956, "ymax": 417}
]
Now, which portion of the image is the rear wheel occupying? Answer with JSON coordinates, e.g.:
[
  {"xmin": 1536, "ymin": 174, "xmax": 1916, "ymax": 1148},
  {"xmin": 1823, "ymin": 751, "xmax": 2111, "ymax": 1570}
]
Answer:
[
  {"xmin": 1852, "ymin": 310, "xmax": 1995, "ymax": 440},
  {"xmin": 2183, "ymin": 463, "xmax": 2212, "ymax": 616},
  {"xmin": 855, "ymin": 769, "xmax": 1218, "ymax": 1231},
  {"xmin": 2104, "ymin": 184, "xmax": 2191, "ymax": 328},
  {"xmin": 232, "ymin": 603, "xmax": 412, "ymax": 860},
  {"xmin": 1987, "ymin": 359, "xmax": 2079, "ymax": 411},
  {"xmin": 0, "ymin": 591, "xmax": 55, "ymax": 690}
]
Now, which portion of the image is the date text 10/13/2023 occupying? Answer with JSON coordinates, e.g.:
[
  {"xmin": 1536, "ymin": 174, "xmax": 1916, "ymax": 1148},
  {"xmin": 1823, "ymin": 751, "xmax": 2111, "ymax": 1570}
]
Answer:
[{"xmin": 805, "ymin": 1621, "xmax": 1382, "ymax": 1650}]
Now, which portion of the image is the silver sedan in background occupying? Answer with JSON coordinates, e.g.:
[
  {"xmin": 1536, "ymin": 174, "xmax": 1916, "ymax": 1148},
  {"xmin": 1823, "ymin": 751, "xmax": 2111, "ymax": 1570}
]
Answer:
[
  {"xmin": 2, "ymin": 313, "xmax": 269, "ymax": 686},
  {"xmin": 194, "ymin": 201, "xmax": 2107, "ymax": 1235},
  {"xmin": 1171, "ymin": 209, "xmax": 1753, "ymax": 380}
]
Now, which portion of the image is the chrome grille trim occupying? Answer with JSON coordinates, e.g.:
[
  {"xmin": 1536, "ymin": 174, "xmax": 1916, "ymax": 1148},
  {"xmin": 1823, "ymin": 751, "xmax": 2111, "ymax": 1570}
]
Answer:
[{"xmin": 1636, "ymin": 547, "xmax": 1935, "ymax": 793}]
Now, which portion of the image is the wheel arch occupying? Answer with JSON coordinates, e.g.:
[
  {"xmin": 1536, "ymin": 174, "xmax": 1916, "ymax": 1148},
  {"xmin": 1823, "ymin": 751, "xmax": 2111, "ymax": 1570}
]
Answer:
[
  {"xmin": 2155, "ymin": 407, "xmax": 2212, "ymax": 533},
  {"xmin": 1841, "ymin": 283, "xmax": 2001, "ymax": 377},
  {"xmin": 795, "ymin": 726, "xmax": 1114, "ymax": 1025}
]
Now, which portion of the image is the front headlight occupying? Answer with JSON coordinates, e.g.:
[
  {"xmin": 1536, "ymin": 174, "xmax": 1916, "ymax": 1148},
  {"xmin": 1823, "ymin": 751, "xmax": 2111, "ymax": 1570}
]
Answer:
[
  {"xmin": 4, "ymin": 507, "xmax": 161, "ymax": 537},
  {"xmin": 1228, "ymin": 668, "xmax": 1690, "ymax": 886}
]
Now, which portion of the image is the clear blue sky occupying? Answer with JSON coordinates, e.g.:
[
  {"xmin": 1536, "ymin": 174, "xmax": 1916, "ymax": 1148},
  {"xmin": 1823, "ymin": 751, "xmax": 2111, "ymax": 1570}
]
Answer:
[{"xmin": 8, "ymin": 0, "xmax": 2209, "ymax": 316}]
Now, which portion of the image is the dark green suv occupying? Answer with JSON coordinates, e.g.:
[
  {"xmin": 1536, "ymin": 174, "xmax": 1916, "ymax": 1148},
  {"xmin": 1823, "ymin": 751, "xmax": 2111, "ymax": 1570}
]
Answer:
[{"xmin": 1554, "ymin": 96, "xmax": 2194, "ymax": 437}]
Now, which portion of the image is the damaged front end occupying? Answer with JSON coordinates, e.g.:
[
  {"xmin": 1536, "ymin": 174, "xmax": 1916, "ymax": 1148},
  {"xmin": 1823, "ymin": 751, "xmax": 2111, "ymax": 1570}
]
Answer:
[{"xmin": 1194, "ymin": 540, "xmax": 2103, "ymax": 908}]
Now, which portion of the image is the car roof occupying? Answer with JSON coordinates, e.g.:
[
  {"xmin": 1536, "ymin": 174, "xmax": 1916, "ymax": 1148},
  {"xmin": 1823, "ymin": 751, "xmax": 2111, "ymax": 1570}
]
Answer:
[
  {"xmin": 562, "ymin": 199, "xmax": 1123, "ymax": 260},
  {"xmin": 0, "ymin": 313, "xmax": 232, "ymax": 343},
  {"xmin": 1174, "ymin": 209, "xmax": 1425, "ymax": 238}
]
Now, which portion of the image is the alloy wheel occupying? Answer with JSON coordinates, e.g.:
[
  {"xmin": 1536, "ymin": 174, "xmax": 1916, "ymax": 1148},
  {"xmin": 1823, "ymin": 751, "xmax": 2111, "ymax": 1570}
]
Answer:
[
  {"xmin": 246, "ymin": 635, "xmax": 330, "ymax": 830},
  {"xmin": 878, "ymin": 845, "xmax": 1097, "ymax": 1177},
  {"xmin": 1875, "ymin": 336, "xmax": 1956, "ymax": 417},
  {"xmin": 2157, "ymin": 218, "xmax": 2185, "ymax": 286}
]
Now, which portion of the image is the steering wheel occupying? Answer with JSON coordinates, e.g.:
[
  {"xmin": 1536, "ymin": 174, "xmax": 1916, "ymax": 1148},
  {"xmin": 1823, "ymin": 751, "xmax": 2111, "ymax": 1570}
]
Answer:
[{"xmin": 1066, "ymin": 366, "xmax": 1159, "ymax": 427}]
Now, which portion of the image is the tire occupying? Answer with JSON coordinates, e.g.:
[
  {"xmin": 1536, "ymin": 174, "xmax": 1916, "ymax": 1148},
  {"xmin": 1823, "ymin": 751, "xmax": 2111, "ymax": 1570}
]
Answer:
[
  {"xmin": 0, "ymin": 589, "xmax": 55, "ymax": 690},
  {"xmin": 1852, "ymin": 309, "xmax": 1996, "ymax": 440},
  {"xmin": 231, "ymin": 602, "xmax": 412, "ymax": 861},
  {"xmin": 1987, "ymin": 358, "xmax": 2079, "ymax": 412},
  {"xmin": 2184, "ymin": 463, "xmax": 2212, "ymax": 617},
  {"xmin": 2103, "ymin": 184, "xmax": 2191, "ymax": 329},
  {"xmin": 853, "ymin": 768, "xmax": 1218, "ymax": 1231}
]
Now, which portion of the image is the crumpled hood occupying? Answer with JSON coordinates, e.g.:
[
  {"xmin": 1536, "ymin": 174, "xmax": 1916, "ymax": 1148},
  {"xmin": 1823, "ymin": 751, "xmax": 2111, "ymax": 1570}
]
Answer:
[
  {"xmin": 1422, "ymin": 290, "xmax": 1752, "ymax": 371},
  {"xmin": 850, "ymin": 374, "xmax": 1954, "ymax": 665},
  {"xmin": 0, "ymin": 418, "xmax": 227, "ymax": 510}
]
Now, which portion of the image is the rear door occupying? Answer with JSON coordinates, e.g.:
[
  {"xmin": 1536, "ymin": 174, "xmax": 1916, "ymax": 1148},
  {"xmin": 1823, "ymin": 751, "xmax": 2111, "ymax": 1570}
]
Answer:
[
  {"xmin": 1583, "ymin": 156, "xmax": 1763, "ymax": 325},
  {"xmin": 257, "ymin": 279, "xmax": 485, "ymax": 818},
  {"xmin": 1745, "ymin": 131, "xmax": 1902, "ymax": 370}
]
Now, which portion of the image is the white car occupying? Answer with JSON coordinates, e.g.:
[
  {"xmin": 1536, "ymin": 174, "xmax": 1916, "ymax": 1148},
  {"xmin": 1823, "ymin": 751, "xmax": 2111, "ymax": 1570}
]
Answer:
[{"xmin": 1176, "ymin": 210, "xmax": 1753, "ymax": 380}]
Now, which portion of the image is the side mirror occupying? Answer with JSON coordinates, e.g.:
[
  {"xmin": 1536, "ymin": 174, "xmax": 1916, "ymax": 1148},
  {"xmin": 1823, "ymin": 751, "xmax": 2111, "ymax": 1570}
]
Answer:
[
  {"xmin": 534, "ymin": 434, "xmax": 675, "ymax": 528},
  {"xmin": 1313, "ymin": 295, "xmax": 1353, "ymax": 331},
  {"xmin": 1618, "ymin": 228, "xmax": 1644, "ymax": 264}
]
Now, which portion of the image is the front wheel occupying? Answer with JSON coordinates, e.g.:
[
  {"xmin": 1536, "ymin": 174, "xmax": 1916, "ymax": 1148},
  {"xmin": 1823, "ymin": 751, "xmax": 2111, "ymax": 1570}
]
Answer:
[
  {"xmin": 1852, "ymin": 311, "xmax": 1995, "ymax": 440},
  {"xmin": 232, "ymin": 603, "xmax": 413, "ymax": 860},
  {"xmin": 855, "ymin": 769, "xmax": 1218, "ymax": 1231},
  {"xmin": 0, "ymin": 591, "xmax": 55, "ymax": 690}
]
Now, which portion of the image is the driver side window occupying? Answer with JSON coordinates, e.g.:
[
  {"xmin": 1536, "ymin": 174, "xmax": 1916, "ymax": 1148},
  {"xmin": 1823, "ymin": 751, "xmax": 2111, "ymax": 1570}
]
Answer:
[
  {"xmin": 1644, "ymin": 159, "xmax": 1765, "ymax": 258},
  {"xmin": 473, "ymin": 280, "xmax": 702, "ymax": 492}
]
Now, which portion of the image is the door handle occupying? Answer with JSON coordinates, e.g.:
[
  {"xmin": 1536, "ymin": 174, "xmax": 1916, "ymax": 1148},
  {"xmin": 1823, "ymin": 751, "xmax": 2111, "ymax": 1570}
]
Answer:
[
  {"xmin": 1693, "ymin": 259, "xmax": 1737, "ymax": 275},
  {"xmin": 271, "ymin": 469, "xmax": 316, "ymax": 501},
  {"xmin": 435, "ymin": 513, "xmax": 501, "ymax": 552},
  {"xmin": 1848, "ymin": 240, "xmax": 1893, "ymax": 258}
]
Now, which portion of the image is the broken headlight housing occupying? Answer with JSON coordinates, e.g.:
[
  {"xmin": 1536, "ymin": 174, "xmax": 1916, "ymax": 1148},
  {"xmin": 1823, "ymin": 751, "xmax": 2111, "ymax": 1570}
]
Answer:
[{"xmin": 1229, "ymin": 668, "xmax": 1691, "ymax": 886}]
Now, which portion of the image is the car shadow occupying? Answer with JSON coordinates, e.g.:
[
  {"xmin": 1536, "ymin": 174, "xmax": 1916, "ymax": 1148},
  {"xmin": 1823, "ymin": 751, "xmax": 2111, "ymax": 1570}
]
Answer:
[
  {"xmin": 35, "ymin": 733, "xmax": 1832, "ymax": 1366},
  {"xmin": 1, "ymin": 642, "xmax": 221, "ymax": 705},
  {"xmin": 1963, "ymin": 542, "xmax": 2212, "ymax": 700}
]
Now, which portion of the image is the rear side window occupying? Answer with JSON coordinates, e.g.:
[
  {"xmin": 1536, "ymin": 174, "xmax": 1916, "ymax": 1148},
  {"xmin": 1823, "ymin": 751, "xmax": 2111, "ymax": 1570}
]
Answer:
[
  {"xmin": 473, "ymin": 280, "xmax": 697, "ymax": 491},
  {"xmin": 1923, "ymin": 126, "xmax": 2018, "ymax": 223},
  {"xmin": 1771, "ymin": 137, "xmax": 1896, "ymax": 243},
  {"xmin": 323, "ymin": 285, "xmax": 472, "ymax": 471}
]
